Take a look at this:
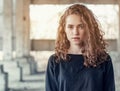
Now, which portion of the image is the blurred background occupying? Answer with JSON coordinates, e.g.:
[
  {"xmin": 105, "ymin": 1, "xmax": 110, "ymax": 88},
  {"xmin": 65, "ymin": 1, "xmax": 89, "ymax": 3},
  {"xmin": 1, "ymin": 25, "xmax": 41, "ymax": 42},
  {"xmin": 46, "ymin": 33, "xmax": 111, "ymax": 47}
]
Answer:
[{"xmin": 0, "ymin": 0, "xmax": 120, "ymax": 91}]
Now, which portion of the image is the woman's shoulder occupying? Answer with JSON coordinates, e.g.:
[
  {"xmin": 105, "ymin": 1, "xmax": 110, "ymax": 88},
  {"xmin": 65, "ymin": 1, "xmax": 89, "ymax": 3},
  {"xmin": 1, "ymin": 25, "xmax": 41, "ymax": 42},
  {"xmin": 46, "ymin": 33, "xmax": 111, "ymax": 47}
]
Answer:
[
  {"xmin": 47, "ymin": 53, "xmax": 58, "ymax": 67},
  {"xmin": 104, "ymin": 52, "xmax": 112, "ymax": 63},
  {"xmin": 95, "ymin": 52, "xmax": 112, "ymax": 68},
  {"xmin": 48, "ymin": 53, "xmax": 56, "ymax": 61},
  {"xmin": 102, "ymin": 52, "xmax": 113, "ymax": 69}
]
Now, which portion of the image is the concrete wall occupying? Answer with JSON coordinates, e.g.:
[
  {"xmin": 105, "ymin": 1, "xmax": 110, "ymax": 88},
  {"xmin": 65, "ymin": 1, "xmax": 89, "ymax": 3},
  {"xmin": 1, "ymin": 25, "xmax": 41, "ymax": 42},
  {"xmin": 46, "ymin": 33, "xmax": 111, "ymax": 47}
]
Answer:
[
  {"xmin": 0, "ymin": 0, "xmax": 119, "ymax": 52},
  {"xmin": 31, "ymin": 39, "xmax": 117, "ymax": 51},
  {"xmin": 31, "ymin": 0, "xmax": 118, "ymax": 4},
  {"xmin": 31, "ymin": 39, "xmax": 55, "ymax": 51},
  {"xmin": 0, "ymin": 38, "xmax": 117, "ymax": 51}
]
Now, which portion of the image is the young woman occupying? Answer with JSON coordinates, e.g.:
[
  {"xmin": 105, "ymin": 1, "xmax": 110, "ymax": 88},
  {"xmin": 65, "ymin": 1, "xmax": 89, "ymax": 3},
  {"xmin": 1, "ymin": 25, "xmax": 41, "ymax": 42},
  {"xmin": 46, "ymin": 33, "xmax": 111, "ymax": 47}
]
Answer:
[{"xmin": 45, "ymin": 4, "xmax": 115, "ymax": 91}]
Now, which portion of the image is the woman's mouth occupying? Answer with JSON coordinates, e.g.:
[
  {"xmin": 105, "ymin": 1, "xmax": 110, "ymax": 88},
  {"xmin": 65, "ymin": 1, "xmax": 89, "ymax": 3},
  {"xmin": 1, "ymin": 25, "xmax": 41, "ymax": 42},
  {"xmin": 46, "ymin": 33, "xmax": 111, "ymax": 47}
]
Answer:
[
  {"xmin": 72, "ymin": 37, "xmax": 80, "ymax": 41},
  {"xmin": 72, "ymin": 37, "xmax": 80, "ymax": 39}
]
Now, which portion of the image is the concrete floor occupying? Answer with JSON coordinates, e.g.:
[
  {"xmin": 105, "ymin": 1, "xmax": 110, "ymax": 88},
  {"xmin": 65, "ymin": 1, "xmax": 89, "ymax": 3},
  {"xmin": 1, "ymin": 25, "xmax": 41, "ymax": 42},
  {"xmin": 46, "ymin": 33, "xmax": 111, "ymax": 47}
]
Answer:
[
  {"xmin": 0, "ymin": 51, "xmax": 120, "ymax": 91},
  {"xmin": 9, "ymin": 72, "xmax": 45, "ymax": 91}
]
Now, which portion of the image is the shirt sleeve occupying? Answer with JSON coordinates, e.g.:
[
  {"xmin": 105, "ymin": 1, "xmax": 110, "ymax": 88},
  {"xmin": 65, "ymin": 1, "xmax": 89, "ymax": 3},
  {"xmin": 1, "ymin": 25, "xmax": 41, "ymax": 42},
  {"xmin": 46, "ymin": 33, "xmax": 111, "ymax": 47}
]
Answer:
[
  {"xmin": 45, "ymin": 55, "xmax": 58, "ymax": 91},
  {"xmin": 103, "ymin": 55, "xmax": 116, "ymax": 91}
]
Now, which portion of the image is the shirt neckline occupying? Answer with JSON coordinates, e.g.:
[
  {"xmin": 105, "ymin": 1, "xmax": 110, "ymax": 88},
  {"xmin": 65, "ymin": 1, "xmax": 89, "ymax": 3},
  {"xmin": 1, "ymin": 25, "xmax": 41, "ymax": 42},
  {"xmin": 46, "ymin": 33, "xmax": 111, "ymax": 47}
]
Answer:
[{"xmin": 67, "ymin": 53, "xmax": 83, "ymax": 56}]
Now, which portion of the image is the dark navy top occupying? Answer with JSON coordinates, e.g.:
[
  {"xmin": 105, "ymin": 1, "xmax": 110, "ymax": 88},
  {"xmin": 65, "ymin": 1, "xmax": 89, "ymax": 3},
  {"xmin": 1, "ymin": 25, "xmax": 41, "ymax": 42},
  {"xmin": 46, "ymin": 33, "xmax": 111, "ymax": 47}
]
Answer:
[{"xmin": 45, "ymin": 53, "xmax": 115, "ymax": 91}]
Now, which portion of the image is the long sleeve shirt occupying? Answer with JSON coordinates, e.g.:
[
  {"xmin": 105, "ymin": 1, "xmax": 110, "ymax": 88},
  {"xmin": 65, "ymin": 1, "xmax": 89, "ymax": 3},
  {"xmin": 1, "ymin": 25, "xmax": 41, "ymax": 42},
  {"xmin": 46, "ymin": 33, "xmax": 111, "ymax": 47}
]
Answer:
[{"xmin": 45, "ymin": 53, "xmax": 116, "ymax": 91}]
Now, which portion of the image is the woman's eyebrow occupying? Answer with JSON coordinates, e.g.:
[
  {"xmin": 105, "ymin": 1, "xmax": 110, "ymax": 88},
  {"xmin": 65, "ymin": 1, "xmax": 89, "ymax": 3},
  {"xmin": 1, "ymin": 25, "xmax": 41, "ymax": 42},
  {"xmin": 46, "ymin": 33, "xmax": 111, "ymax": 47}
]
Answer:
[
  {"xmin": 68, "ymin": 24, "xmax": 74, "ymax": 26},
  {"xmin": 78, "ymin": 23, "xmax": 84, "ymax": 25},
  {"xmin": 67, "ymin": 23, "xmax": 83, "ymax": 25}
]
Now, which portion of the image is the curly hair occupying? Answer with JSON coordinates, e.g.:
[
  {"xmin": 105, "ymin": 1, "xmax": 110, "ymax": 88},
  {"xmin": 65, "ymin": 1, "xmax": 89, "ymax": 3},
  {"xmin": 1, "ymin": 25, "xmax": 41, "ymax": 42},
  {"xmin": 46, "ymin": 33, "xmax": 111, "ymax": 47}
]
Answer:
[{"xmin": 54, "ymin": 3, "xmax": 109, "ymax": 67}]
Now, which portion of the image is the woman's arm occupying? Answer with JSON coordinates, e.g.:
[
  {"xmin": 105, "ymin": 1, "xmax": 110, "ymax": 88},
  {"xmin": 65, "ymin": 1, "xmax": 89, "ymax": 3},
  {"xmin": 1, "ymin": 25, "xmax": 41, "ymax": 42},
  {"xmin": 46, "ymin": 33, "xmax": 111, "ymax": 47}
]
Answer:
[
  {"xmin": 45, "ymin": 55, "xmax": 58, "ymax": 91},
  {"xmin": 103, "ymin": 55, "xmax": 116, "ymax": 91}
]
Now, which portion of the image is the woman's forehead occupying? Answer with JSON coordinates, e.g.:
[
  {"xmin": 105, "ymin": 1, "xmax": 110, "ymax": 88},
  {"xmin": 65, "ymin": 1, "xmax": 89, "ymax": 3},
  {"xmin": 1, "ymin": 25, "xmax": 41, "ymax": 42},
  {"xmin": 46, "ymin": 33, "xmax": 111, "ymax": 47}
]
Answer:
[{"xmin": 65, "ymin": 14, "xmax": 83, "ymax": 24}]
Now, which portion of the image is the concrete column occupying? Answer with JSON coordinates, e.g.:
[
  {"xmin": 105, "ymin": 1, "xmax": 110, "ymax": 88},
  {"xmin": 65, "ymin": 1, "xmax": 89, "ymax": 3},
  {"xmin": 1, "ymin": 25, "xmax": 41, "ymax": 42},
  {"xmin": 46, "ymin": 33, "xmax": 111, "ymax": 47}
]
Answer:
[
  {"xmin": 1, "ymin": 0, "xmax": 23, "ymax": 86},
  {"xmin": 15, "ymin": 0, "xmax": 24, "ymax": 58},
  {"xmin": 15, "ymin": 0, "xmax": 31, "ymax": 57},
  {"xmin": 15, "ymin": 0, "xmax": 37, "ymax": 75},
  {"xmin": 118, "ymin": 4, "xmax": 120, "ymax": 52},
  {"xmin": 23, "ymin": 0, "xmax": 31, "ymax": 56},
  {"xmin": 0, "ymin": 65, "xmax": 8, "ymax": 91},
  {"xmin": 3, "ymin": 0, "xmax": 13, "ymax": 61}
]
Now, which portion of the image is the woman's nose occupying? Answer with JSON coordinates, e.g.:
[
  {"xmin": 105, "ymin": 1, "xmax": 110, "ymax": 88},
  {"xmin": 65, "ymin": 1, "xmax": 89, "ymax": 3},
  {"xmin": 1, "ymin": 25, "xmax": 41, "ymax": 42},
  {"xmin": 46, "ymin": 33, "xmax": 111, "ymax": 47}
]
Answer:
[{"xmin": 73, "ymin": 28, "xmax": 79, "ymax": 35}]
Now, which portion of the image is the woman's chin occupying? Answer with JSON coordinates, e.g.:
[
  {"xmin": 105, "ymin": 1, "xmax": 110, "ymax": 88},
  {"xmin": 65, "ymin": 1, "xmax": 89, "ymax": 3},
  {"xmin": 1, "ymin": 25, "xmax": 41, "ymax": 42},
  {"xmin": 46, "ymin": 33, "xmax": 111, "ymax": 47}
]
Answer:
[{"xmin": 72, "ymin": 42, "xmax": 81, "ymax": 45}]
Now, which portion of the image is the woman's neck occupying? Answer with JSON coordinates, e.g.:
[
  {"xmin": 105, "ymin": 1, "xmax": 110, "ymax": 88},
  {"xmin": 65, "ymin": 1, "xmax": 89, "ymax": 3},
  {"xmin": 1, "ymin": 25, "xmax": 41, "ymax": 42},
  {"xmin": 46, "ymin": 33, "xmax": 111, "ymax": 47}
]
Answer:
[{"xmin": 68, "ymin": 44, "xmax": 82, "ymax": 54}]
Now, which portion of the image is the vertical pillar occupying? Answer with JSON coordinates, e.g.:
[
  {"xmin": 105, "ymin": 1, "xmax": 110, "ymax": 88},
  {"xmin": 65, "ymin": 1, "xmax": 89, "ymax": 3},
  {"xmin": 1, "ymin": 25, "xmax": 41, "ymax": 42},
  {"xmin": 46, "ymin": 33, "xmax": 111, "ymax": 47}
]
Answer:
[
  {"xmin": 0, "ymin": 65, "xmax": 8, "ymax": 91},
  {"xmin": 23, "ymin": 0, "xmax": 37, "ymax": 75},
  {"xmin": 3, "ymin": 0, "xmax": 13, "ymax": 61},
  {"xmin": 15, "ymin": 0, "xmax": 37, "ymax": 75},
  {"xmin": 23, "ymin": 0, "xmax": 31, "ymax": 56},
  {"xmin": 118, "ymin": 3, "xmax": 120, "ymax": 52},
  {"xmin": 1, "ymin": 0, "xmax": 22, "ymax": 85},
  {"xmin": 15, "ymin": 0, "xmax": 24, "ymax": 58}
]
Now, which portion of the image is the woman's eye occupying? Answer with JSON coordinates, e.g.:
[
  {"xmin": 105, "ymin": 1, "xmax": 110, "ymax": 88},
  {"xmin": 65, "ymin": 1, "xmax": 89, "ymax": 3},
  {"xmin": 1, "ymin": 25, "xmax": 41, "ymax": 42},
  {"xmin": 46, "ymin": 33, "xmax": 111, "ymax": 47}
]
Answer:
[
  {"xmin": 68, "ymin": 25, "xmax": 73, "ymax": 29},
  {"xmin": 78, "ymin": 24, "xmax": 84, "ymax": 29}
]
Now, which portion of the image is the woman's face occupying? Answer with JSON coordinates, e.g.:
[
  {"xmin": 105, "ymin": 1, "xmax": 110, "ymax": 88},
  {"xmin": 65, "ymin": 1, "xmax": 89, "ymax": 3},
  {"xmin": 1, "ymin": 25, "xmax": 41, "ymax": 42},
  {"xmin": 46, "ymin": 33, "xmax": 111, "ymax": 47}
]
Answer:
[{"xmin": 65, "ymin": 14, "xmax": 86, "ymax": 45}]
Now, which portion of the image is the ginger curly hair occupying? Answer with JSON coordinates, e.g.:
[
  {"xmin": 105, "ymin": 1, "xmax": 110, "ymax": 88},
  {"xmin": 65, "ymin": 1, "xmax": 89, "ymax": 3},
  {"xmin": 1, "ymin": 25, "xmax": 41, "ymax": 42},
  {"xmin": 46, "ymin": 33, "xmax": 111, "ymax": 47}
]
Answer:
[{"xmin": 54, "ymin": 4, "xmax": 109, "ymax": 67}]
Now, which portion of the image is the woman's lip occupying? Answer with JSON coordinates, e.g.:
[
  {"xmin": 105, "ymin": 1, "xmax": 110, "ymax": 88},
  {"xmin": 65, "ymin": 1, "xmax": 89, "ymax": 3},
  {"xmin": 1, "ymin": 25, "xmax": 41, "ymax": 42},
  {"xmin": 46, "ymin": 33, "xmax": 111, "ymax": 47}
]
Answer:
[{"xmin": 72, "ymin": 37, "xmax": 80, "ymax": 39}]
